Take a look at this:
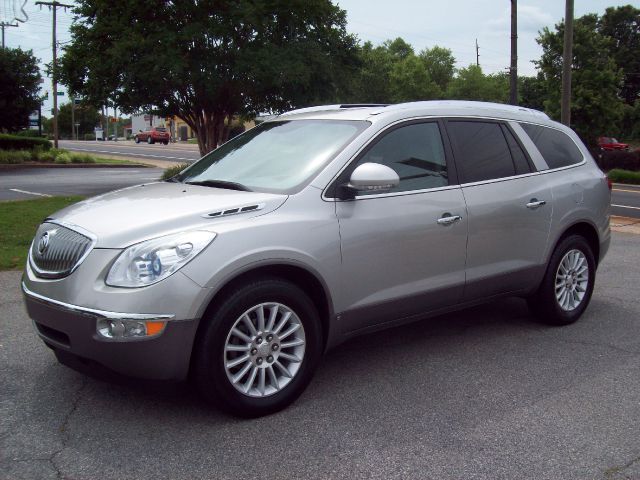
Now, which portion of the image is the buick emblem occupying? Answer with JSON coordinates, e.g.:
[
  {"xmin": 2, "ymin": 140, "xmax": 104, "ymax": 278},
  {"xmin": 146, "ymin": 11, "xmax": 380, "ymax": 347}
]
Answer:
[{"xmin": 37, "ymin": 231, "xmax": 50, "ymax": 255}]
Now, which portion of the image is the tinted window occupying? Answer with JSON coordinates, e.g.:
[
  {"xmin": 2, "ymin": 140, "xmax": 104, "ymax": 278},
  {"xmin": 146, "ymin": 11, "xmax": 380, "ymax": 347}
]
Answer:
[
  {"xmin": 353, "ymin": 122, "xmax": 448, "ymax": 194},
  {"xmin": 502, "ymin": 125, "xmax": 532, "ymax": 174},
  {"xmin": 519, "ymin": 123, "xmax": 583, "ymax": 169},
  {"xmin": 447, "ymin": 121, "xmax": 515, "ymax": 183}
]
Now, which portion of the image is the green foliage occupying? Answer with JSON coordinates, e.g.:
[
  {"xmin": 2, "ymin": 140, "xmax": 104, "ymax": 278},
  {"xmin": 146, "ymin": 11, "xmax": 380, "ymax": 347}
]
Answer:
[
  {"xmin": 0, "ymin": 196, "xmax": 84, "ymax": 271},
  {"xmin": 14, "ymin": 130, "xmax": 42, "ymax": 138},
  {"xmin": 54, "ymin": 153, "xmax": 72, "ymax": 164},
  {"xmin": 608, "ymin": 169, "xmax": 640, "ymax": 184},
  {"xmin": 161, "ymin": 163, "xmax": 191, "ymax": 180},
  {"xmin": 0, "ymin": 134, "xmax": 51, "ymax": 151},
  {"xmin": 70, "ymin": 152, "xmax": 96, "ymax": 164},
  {"xmin": 446, "ymin": 65, "xmax": 509, "ymax": 103},
  {"xmin": 0, "ymin": 150, "xmax": 32, "ymax": 164},
  {"xmin": 389, "ymin": 55, "xmax": 441, "ymax": 102},
  {"xmin": 419, "ymin": 46, "xmax": 456, "ymax": 92},
  {"xmin": 536, "ymin": 14, "xmax": 624, "ymax": 146},
  {"xmin": 599, "ymin": 5, "xmax": 640, "ymax": 105},
  {"xmin": 596, "ymin": 150, "xmax": 640, "ymax": 171},
  {"xmin": 37, "ymin": 150, "xmax": 56, "ymax": 163},
  {"xmin": 60, "ymin": 1, "xmax": 359, "ymax": 155},
  {"xmin": 83, "ymin": 133, "xmax": 95, "ymax": 141},
  {"xmin": 57, "ymin": 102, "xmax": 102, "ymax": 139},
  {"xmin": 0, "ymin": 48, "xmax": 42, "ymax": 133}
]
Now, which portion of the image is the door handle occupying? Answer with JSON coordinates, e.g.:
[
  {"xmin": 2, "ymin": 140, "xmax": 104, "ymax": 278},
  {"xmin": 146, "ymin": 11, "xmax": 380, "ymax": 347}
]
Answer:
[
  {"xmin": 526, "ymin": 199, "xmax": 546, "ymax": 209},
  {"xmin": 437, "ymin": 214, "xmax": 462, "ymax": 226}
]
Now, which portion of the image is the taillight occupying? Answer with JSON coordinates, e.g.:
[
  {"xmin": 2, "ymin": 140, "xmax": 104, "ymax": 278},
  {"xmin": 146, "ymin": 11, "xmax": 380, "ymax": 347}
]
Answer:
[{"xmin": 606, "ymin": 177, "xmax": 613, "ymax": 191}]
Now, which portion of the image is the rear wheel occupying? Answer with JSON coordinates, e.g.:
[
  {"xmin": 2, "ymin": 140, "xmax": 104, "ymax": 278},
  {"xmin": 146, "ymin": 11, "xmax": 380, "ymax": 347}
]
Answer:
[
  {"xmin": 193, "ymin": 277, "xmax": 322, "ymax": 417},
  {"xmin": 134, "ymin": 136, "xmax": 140, "ymax": 144},
  {"xmin": 527, "ymin": 235, "xmax": 595, "ymax": 325},
  {"xmin": 163, "ymin": 140, "xmax": 169, "ymax": 145}
]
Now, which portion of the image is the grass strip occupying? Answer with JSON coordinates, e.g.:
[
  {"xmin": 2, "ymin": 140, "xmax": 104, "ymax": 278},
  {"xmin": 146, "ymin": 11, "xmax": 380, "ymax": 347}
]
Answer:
[{"xmin": 0, "ymin": 196, "xmax": 84, "ymax": 271}]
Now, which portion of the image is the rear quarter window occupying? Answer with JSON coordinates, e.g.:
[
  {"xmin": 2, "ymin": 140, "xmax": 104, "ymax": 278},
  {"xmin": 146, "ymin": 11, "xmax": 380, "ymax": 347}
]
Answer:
[{"xmin": 519, "ymin": 123, "xmax": 583, "ymax": 169}]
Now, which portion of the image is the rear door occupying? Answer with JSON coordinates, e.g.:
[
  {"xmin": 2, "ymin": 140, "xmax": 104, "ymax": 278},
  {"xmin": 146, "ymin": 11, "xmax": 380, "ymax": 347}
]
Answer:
[
  {"xmin": 445, "ymin": 119, "xmax": 552, "ymax": 301},
  {"xmin": 332, "ymin": 120, "xmax": 468, "ymax": 333}
]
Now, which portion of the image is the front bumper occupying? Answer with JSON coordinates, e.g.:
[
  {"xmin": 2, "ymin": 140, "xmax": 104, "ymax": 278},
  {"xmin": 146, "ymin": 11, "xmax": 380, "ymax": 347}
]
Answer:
[{"xmin": 23, "ymin": 283, "xmax": 199, "ymax": 380}]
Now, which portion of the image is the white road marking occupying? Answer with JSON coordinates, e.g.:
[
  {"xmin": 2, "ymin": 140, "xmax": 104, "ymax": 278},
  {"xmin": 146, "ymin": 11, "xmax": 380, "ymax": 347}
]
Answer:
[
  {"xmin": 9, "ymin": 189, "xmax": 52, "ymax": 198},
  {"xmin": 612, "ymin": 204, "xmax": 640, "ymax": 211},
  {"xmin": 613, "ymin": 188, "xmax": 640, "ymax": 194},
  {"xmin": 62, "ymin": 146, "xmax": 194, "ymax": 161}
]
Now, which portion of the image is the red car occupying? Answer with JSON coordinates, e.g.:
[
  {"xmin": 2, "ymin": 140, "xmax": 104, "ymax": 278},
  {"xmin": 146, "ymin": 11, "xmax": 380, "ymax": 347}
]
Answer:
[
  {"xmin": 597, "ymin": 136, "xmax": 630, "ymax": 152},
  {"xmin": 134, "ymin": 127, "xmax": 171, "ymax": 145}
]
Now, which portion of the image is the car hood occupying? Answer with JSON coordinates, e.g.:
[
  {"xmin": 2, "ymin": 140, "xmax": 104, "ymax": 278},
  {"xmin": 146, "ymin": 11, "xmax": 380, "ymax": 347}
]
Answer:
[{"xmin": 49, "ymin": 182, "xmax": 288, "ymax": 248}]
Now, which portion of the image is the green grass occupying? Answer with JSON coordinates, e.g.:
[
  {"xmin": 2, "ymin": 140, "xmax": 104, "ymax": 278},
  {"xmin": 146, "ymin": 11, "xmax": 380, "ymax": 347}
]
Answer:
[
  {"xmin": 608, "ymin": 168, "xmax": 640, "ymax": 185},
  {"xmin": 161, "ymin": 163, "xmax": 190, "ymax": 180},
  {"xmin": 0, "ymin": 196, "xmax": 84, "ymax": 271},
  {"xmin": 92, "ymin": 157, "xmax": 147, "ymax": 166},
  {"xmin": 186, "ymin": 138, "xmax": 198, "ymax": 144}
]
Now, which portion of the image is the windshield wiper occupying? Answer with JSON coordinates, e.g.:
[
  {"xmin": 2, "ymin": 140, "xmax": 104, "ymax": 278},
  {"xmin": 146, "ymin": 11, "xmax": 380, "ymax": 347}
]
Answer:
[{"xmin": 184, "ymin": 180, "xmax": 252, "ymax": 192}]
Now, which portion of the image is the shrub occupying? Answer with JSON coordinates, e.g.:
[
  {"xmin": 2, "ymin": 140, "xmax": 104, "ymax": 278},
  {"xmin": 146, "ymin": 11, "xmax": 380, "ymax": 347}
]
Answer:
[
  {"xmin": 0, "ymin": 150, "xmax": 32, "ymax": 164},
  {"xmin": 37, "ymin": 150, "xmax": 56, "ymax": 163},
  {"xmin": 0, "ymin": 133, "xmax": 51, "ymax": 151},
  {"xmin": 593, "ymin": 150, "xmax": 640, "ymax": 171},
  {"xmin": 161, "ymin": 163, "xmax": 190, "ymax": 180},
  {"xmin": 70, "ymin": 152, "xmax": 95, "ymax": 164},
  {"xmin": 54, "ymin": 153, "xmax": 71, "ymax": 164},
  {"xmin": 84, "ymin": 133, "xmax": 95, "ymax": 141},
  {"xmin": 14, "ymin": 130, "xmax": 42, "ymax": 138},
  {"xmin": 608, "ymin": 169, "xmax": 640, "ymax": 185}
]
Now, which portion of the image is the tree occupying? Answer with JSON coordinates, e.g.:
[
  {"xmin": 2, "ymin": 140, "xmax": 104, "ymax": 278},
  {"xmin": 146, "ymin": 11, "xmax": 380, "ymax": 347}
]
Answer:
[
  {"xmin": 389, "ymin": 55, "xmax": 441, "ymax": 102},
  {"xmin": 0, "ymin": 48, "xmax": 42, "ymax": 133},
  {"xmin": 419, "ymin": 46, "xmax": 456, "ymax": 93},
  {"xmin": 60, "ymin": 1, "xmax": 359, "ymax": 155},
  {"xmin": 599, "ymin": 5, "xmax": 640, "ymax": 105},
  {"xmin": 446, "ymin": 65, "xmax": 508, "ymax": 103},
  {"xmin": 519, "ymin": 75, "xmax": 547, "ymax": 111},
  {"xmin": 536, "ymin": 14, "xmax": 624, "ymax": 146},
  {"xmin": 57, "ymin": 102, "xmax": 101, "ymax": 139}
]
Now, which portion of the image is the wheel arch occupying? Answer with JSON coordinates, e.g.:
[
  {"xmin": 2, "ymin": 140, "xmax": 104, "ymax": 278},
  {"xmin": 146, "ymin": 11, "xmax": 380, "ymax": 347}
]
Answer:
[{"xmin": 550, "ymin": 220, "xmax": 601, "ymax": 266}]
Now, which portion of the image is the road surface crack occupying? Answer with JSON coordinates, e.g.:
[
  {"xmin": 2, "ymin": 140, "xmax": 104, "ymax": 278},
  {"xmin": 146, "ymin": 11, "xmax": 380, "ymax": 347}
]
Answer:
[{"xmin": 605, "ymin": 454, "xmax": 640, "ymax": 479}]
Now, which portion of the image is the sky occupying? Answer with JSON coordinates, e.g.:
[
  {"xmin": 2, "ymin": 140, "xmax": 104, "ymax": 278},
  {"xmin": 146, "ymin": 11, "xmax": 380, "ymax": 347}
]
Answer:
[{"xmin": 1, "ymin": 0, "xmax": 636, "ymax": 116}]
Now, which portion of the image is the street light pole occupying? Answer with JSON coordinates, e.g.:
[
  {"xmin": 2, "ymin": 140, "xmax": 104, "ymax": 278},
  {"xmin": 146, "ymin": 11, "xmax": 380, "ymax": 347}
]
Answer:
[{"xmin": 561, "ymin": 0, "xmax": 574, "ymax": 126}]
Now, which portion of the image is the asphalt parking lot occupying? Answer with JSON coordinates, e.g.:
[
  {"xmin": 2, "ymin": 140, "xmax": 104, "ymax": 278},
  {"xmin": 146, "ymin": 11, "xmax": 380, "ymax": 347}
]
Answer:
[{"xmin": 1, "ymin": 232, "xmax": 640, "ymax": 480}]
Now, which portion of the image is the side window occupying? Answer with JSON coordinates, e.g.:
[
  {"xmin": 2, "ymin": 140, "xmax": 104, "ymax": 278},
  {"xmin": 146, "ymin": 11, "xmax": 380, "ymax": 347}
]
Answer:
[
  {"xmin": 502, "ymin": 125, "xmax": 532, "ymax": 175},
  {"xmin": 447, "ymin": 121, "xmax": 516, "ymax": 183},
  {"xmin": 352, "ymin": 122, "xmax": 448, "ymax": 194},
  {"xmin": 519, "ymin": 123, "xmax": 584, "ymax": 169}
]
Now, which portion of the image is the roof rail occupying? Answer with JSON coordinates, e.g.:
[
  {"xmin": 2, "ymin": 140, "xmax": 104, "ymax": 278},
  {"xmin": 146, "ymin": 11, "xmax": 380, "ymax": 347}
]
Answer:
[
  {"xmin": 339, "ymin": 104, "xmax": 389, "ymax": 109},
  {"xmin": 279, "ymin": 104, "xmax": 389, "ymax": 117}
]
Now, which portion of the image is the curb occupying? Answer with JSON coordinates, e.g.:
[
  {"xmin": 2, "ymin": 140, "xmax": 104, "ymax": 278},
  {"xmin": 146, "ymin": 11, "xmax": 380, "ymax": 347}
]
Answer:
[
  {"xmin": 611, "ymin": 215, "xmax": 640, "ymax": 235},
  {"xmin": 0, "ymin": 163, "xmax": 152, "ymax": 170}
]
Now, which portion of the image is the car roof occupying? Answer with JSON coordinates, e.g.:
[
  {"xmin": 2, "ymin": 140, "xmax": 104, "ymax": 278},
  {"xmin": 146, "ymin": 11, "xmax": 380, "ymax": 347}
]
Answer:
[{"xmin": 276, "ymin": 100, "xmax": 555, "ymax": 126}]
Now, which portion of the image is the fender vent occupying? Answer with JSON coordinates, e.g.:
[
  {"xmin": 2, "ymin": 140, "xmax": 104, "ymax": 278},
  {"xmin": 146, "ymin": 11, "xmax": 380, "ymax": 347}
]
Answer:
[{"xmin": 202, "ymin": 204, "xmax": 264, "ymax": 219}]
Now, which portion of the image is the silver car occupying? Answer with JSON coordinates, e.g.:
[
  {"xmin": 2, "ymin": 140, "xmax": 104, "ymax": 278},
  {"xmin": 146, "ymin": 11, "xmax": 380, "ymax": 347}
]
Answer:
[{"xmin": 22, "ymin": 101, "xmax": 611, "ymax": 417}]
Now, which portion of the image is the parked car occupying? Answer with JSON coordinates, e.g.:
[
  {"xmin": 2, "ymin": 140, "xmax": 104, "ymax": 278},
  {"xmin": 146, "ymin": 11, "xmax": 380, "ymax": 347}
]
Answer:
[
  {"xmin": 134, "ymin": 127, "xmax": 170, "ymax": 145},
  {"xmin": 597, "ymin": 136, "xmax": 630, "ymax": 151},
  {"xmin": 23, "ymin": 101, "xmax": 611, "ymax": 417}
]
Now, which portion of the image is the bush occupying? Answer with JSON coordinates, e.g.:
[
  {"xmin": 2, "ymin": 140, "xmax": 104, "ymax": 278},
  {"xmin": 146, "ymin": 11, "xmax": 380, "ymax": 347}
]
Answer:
[
  {"xmin": 37, "ymin": 150, "xmax": 56, "ymax": 163},
  {"xmin": 14, "ymin": 130, "xmax": 42, "ymax": 138},
  {"xmin": 83, "ymin": 133, "xmax": 95, "ymax": 141},
  {"xmin": 161, "ymin": 163, "xmax": 190, "ymax": 180},
  {"xmin": 70, "ymin": 152, "xmax": 95, "ymax": 164},
  {"xmin": 0, "ymin": 150, "xmax": 32, "ymax": 164},
  {"xmin": 607, "ymin": 169, "xmax": 640, "ymax": 185},
  {"xmin": 54, "ymin": 153, "xmax": 71, "ymax": 164},
  {"xmin": 0, "ymin": 133, "xmax": 51, "ymax": 151},
  {"xmin": 593, "ymin": 150, "xmax": 640, "ymax": 171}
]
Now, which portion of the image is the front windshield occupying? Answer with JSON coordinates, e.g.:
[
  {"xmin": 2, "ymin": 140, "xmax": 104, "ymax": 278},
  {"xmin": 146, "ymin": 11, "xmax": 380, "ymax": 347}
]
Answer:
[{"xmin": 177, "ymin": 120, "xmax": 369, "ymax": 193}]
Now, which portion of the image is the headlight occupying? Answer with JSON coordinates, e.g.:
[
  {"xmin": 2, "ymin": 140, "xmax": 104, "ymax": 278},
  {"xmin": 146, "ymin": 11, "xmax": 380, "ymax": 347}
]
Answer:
[{"xmin": 106, "ymin": 231, "xmax": 216, "ymax": 287}]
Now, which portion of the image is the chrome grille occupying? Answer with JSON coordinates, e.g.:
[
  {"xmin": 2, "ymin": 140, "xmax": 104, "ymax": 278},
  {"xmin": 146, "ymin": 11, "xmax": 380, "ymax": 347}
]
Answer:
[{"xmin": 29, "ymin": 222, "xmax": 95, "ymax": 279}]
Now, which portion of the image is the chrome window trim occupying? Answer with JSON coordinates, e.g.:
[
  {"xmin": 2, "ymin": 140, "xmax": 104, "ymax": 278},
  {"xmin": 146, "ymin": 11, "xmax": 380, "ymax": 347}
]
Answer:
[
  {"xmin": 321, "ymin": 114, "xmax": 588, "ymax": 202},
  {"xmin": 28, "ymin": 218, "xmax": 98, "ymax": 279},
  {"xmin": 22, "ymin": 282, "xmax": 175, "ymax": 321}
]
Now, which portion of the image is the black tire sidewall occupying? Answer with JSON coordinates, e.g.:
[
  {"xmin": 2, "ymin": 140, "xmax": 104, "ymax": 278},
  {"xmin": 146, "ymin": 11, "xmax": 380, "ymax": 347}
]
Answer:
[
  {"xmin": 534, "ymin": 235, "xmax": 596, "ymax": 325},
  {"xmin": 194, "ymin": 278, "xmax": 322, "ymax": 417}
]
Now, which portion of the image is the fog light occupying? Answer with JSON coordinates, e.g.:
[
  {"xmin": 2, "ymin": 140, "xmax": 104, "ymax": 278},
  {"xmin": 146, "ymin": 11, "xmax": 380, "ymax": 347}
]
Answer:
[{"xmin": 97, "ymin": 319, "xmax": 166, "ymax": 339}]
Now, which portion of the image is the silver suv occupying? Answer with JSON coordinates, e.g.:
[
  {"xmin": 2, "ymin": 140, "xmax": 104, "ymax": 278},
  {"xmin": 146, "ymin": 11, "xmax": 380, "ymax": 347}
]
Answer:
[{"xmin": 23, "ymin": 101, "xmax": 611, "ymax": 417}]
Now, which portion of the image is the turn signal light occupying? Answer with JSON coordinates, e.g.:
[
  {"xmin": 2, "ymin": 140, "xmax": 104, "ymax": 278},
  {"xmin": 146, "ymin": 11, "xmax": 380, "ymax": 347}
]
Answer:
[{"xmin": 97, "ymin": 319, "xmax": 167, "ymax": 339}]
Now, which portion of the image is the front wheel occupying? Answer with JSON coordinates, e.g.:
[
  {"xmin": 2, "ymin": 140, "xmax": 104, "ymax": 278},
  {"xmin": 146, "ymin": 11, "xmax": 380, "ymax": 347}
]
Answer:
[
  {"xmin": 162, "ymin": 140, "xmax": 169, "ymax": 145},
  {"xmin": 134, "ymin": 136, "xmax": 140, "ymax": 144},
  {"xmin": 527, "ymin": 235, "xmax": 596, "ymax": 325},
  {"xmin": 147, "ymin": 136, "xmax": 154, "ymax": 144},
  {"xmin": 193, "ymin": 278, "xmax": 322, "ymax": 417}
]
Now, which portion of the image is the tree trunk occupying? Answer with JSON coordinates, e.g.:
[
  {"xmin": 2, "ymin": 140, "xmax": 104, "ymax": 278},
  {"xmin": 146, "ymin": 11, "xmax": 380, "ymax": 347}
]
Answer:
[{"xmin": 180, "ymin": 109, "xmax": 235, "ymax": 157}]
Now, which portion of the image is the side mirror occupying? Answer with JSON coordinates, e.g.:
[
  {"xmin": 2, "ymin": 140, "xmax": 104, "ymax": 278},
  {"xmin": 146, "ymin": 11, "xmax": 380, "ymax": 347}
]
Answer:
[{"xmin": 338, "ymin": 163, "xmax": 400, "ymax": 199}]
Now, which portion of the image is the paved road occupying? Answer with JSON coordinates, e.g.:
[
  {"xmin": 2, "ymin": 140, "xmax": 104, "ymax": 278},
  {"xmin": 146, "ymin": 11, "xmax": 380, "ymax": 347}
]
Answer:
[
  {"xmin": 1, "ymin": 232, "xmax": 640, "ymax": 479},
  {"xmin": 612, "ymin": 183, "xmax": 640, "ymax": 219},
  {"xmin": 59, "ymin": 140, "xmax": 201, "ymax": 162},
  {"xmin": 0, "ymin": 167, "xmax": 163, "ymax": 201}
]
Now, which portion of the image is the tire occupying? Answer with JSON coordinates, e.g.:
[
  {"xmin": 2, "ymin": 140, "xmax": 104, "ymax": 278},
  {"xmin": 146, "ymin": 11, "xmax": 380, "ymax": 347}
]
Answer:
[
  {"xmin": 134, "ymin": 136, "xmax": 140, "ymax": 144},
  {"xmin": 193, "ymin": 277, "xmax": 323, "ymax": 417},
  {"xmin": 527, "ymin": 235, "xmax": 596, "ymax": 326},
  {"xmin": 147, "ymin": 136, "xmax": 154, "ymax": 144},
  {"xmin": 163, "ymin": 140, "xmax": 169, "ymax": 145}
]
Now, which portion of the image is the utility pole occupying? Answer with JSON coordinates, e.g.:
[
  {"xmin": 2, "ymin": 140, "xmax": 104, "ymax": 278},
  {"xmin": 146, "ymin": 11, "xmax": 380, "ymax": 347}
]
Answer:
[
  {"xmin": 71, "ymin": 97, "xmax": 75, "ymax": 140},
  {"xmin": 561, "ymin": 0, "xmax": 574, "ymax": 126},
  {"xmin": 509, "ymin": 0, "xmax": 518, "ymax": 105},
  {"xmin": 475, "ymin": 39, "xmax": 480, "ymax": 67},
  {"xmin": 35, "ymin": 1, "xmax": 73, "ymax": 149},
  {"xmin": 1, "ymin": 22, "xmax": 19, "ymax": 48}
]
